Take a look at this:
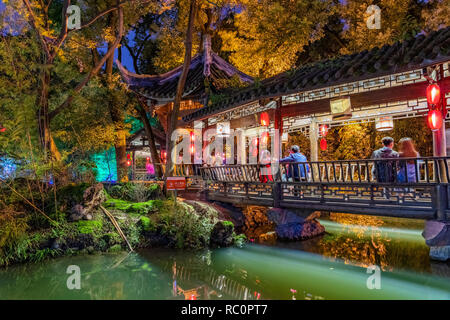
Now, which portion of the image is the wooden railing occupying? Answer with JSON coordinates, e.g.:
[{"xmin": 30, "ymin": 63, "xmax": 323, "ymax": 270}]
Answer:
[
  {"xmin": 198, "ymin": 157, "xmax": 450, "ymax": 220},
  {"xmin": 199, "ymin": 157, "xmax": 450, "ymax": 184}
]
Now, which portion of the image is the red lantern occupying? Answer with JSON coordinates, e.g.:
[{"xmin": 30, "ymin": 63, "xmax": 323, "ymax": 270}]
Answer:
[
  {"xmin": 260, "ymin": 112, "xmax": 269, "ymax": 126},
  {"xmin": 319, "ymin": 124, "xmax": 328, "ymax": 137},
  {"xmin": 320, "ymin": 138, "xmax": 327, "ymax": 151},
  {"xmin": 427, "ymin": 109, "xmax": 443, "ymax": 131},
  {"xmin": 427, "ymin": 84, "xmax": 441, "ymax": 105},
  {"xmin": 190, "ymin": 144, "xmax": 194, "ymax": 154},
  {"xmin": 190, "ymin": 131, "xmax": 195, "ymax": 143}
]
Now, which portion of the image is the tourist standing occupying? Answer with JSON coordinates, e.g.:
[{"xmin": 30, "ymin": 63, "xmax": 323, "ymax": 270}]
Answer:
[
  {"xmin": 397, "ymin": 137, "xmax": 420, "ymax": 183},
  {"xmin": 371, "ymin": 136, "xmax": 399, "ymax": 182}
]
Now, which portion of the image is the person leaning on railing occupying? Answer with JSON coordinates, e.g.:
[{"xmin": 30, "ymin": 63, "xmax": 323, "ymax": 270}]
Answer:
[
  {"xmin": 280, "ymin": 145, "xmax": 310, "ymax": 182},
  {"xmin": 371, "ymin": 136, "xmax": 399, "ymax": 183}
]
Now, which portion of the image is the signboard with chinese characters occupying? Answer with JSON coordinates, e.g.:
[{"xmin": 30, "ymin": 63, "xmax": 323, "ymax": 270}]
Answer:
[
  {"xmin": 166, "ymin": 177, "xmax": 186, "ymax": 190},
  {"xmin": 330, "ymin": 97, "xmax": 352, "ymax": 120}
]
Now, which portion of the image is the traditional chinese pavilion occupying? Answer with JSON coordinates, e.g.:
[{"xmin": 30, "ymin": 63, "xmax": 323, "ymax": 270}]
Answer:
[{"xmin": 181, "ymin": 27, "xmax": 450, "ymax": 163}]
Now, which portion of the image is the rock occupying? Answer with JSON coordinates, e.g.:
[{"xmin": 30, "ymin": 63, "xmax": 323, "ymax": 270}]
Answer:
[
  {"xmin": 429, "ymin": 246, "xmax": 450, "ymax": 261},
  {"xmin": 258, "ymin": 231, "xmax": 277, "ymax": 243},
  {"xmin": 69, "ymin": 183, "xmax": 105, "ymax": 221},
  {"xmin": 48, "ymin": 238, "xmax": 61, "ymax": 250},
  {"xmin": 423, "ymin": 221, "xmax": 450, "ymax": 247},
  {"xmin": 267, "ymin": 208, "xmax": 325, "ymax": 241},
  {"xmin": 267, "ymin": 208, "xmax": 318, "ymax": 224},
  {"xmin": 83, "ymin": 183, "xmax": 106, "ymax": 209},
  {"xmin": 69, "ymin": 204, "xmax": 86, "ymax": 221},
  {"xmin": 210, "ymin": 221, "xmax": 234, "ymax": 248},
  {"xmin": 276, "ymin": 220, "xmax": 325, "ymax": 241}
]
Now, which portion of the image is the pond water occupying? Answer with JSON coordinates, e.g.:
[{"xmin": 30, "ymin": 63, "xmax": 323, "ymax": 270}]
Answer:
[{"xmin": 0, "ymin": 214, "xmax": 449, "ymax": 300}]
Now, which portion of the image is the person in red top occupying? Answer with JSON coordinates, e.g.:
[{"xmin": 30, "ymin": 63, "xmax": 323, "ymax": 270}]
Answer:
[{"xmin": 259, "ymin": 150, "xmax": 273, "ymax": 183}]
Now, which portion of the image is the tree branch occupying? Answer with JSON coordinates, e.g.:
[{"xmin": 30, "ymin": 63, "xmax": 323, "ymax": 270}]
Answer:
[
  {"xmin": 22, "ymin": 0, "xmax": 50, "ymax": 57},
  {"xmin": 68, "ymin": 0, "xmax": 154, "ymax": 33},
  {"xmin": 49, "ymin": 3, "xmax": 124, "ymax": 120}
]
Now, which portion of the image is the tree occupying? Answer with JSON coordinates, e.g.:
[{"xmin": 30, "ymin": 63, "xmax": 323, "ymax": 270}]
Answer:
[
  {"xmin": 165, "ymin": 0, "xmax": 197, "ymax": 178},
  {"xmin": 339, "ymin": 0, "xmax": 426, "ymax": 55},
  {"xmin": 13, "ymin": 0, "xmax": 130, "ymax": 161},
  {"xmin": 219, "ymin": 0, "xmax": 335, "ymax": 78}
]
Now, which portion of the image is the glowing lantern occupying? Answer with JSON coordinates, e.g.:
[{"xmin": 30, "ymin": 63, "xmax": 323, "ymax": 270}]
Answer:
[
  {"xmin": 0, "ymin": 124, "xmax": 5, "ymax": 132},
  {"xmin": 427, "ymin": 83, "xmax": 441, "ymax": 105},
  {"xmin": 427, "ymin": 109, "xmax": 443, "ymax": 131},
  {"xmin": 320, "ymin": 138, "xmax": 327, "ymax": 151},
  {"xmin": 190, "ymin": 144, "xmax": 194, "ymax": 154},
  {"xmin": 260, "ymin": 112, "xmax": 269, "ymax": 126},
  {"xmin": 319, "ymin": 124, "xmax": 328, "ymax": 137},
  {"xmin": 190, "ymin": 131, "xmax": 195, "ymax": 143},
  {"xmin": 375, "ymin": 116, "xmax": 394, "ymax": 132}
]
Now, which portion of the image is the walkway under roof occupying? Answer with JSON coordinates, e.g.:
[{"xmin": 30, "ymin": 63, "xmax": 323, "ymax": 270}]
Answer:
[{"xmin": 183, "ymin": 26, "xmax": 450, "ymax": 123}]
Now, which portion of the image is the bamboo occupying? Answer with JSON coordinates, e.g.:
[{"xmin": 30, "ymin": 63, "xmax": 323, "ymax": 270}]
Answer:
[{"xmin": 100, "ymin": 205, "xmax": 133, "ymax": 252}]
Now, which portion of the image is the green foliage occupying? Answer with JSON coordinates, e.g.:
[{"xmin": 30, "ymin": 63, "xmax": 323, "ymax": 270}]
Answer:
[
  {"xmin": 107, "ymin": 183, "xmax": 162, "ymax": 202},
  {"xmin": 0, "ymin": 207, "xmax": 29, "ymax": 256},
  {"xmin": 139, "ymin": 216, "xmax": 156, "ymax": 232},
  {"xmin": 157, "ymin": 201, "xmax": 216, "ymax": 249},
  {"xmin": 222, "ymin": 220, "xmax": 234, "ymax": 228},
  {"xmin": 233, "ymin": 233, "xmax": 247, "ymax": 247},
  {"xmin": 77, "ymin": 220, "xmax": 103, "ymax": 234},
  {"xmin": 104, "ymin": 197, "xmax": 164, "ymax": 215}
]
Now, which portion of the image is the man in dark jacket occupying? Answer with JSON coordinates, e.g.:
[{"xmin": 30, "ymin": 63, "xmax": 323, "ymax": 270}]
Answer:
[
  {"xmin": 280, "ymin": 145, "xmax": 309, "ymax": 181},
  {"xmin": 371, "ymin": 136, "xmax": 399, "ymax": 183}
]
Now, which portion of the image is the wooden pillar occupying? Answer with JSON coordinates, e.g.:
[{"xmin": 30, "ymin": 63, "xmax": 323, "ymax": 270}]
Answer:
[
  {"xmin": 433, "ymin": 122, "xmax": 447, "ymax": 158},
  {"xmin": 274, "ymin": 99, "xmax": 283, "ymax": 162},
  {"xmin": 309, "ymin": 118, "xmax": 318, "ymax": 162},
  {"xmin": 132, "ymin": 150, "xmax": 136, "ymax": 181}
]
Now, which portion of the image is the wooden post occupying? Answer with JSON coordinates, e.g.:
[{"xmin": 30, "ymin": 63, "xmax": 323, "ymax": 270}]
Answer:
[
  {"xmin": 132, "ymin": 150, "xmax": 136, "ymax": 181},
  {"xmin": 309, "ymin": 118, "xmax": 318, "ymax": 162}
]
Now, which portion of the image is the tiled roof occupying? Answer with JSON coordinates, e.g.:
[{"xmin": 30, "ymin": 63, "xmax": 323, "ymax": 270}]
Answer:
[
  {"xmin": 183, "ymin": 26, "xmax": 450, "ymax": 123},
  {"xmin": 117, "ymin": 50, "xmax": 254, "ymax": 104}
]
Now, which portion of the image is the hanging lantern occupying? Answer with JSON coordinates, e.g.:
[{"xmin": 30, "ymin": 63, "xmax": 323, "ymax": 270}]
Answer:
[
  {"xmin": 190, "ymin": 144, "xmax": 194, "ymax": 154},
  {"xmin": 260, "ymin": 112, "xmax": 269, "ymax": 126},
  {"xmin": 190, "ymin": 131, "xmax": 195, "ymax": 143},
  {"xmin": 427, "ymin": 109, "xmax": 443, "ymax": 131},
  {"xmin": 320, "ymin": 138, "xmax": 327, "ymax": 151},
  {"xmin": 0, "ymin": 124, "xmax": 5, "ymax": 132},
  {"xmin": 375, "ymin": 116, "xmax": 394, "ymax": 132},
  {"xmin": 319, "ymin": 124, "xmax": 328, "ymax": 137},
  {"xmin": 427, "ymin": 83, "xmax": 441, "ymax": 106}
]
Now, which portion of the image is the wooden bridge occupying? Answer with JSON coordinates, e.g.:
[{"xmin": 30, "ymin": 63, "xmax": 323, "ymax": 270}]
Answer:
[{"xmin": 192, "ymin": 157, "xmax": 450, "ymax": 221}]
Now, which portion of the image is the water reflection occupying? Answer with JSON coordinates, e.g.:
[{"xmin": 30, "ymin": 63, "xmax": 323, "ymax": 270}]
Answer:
[{"xmin": 0, "ymin": 214, "xmax": 449, "ymax": 300}]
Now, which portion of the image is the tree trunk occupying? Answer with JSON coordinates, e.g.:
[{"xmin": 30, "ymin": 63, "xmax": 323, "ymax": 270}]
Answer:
[
  {"xmin": 37, "ymin": 61, "xmax": 61, "ymax": 161},
  {"xmin": 165, "ymin": 0, "xmax": 197, "ymax": 178},
  {"xmin": 114, "ymin": 129, "xmax": 129, "ymax": 182},
  {"xmin": 136, "ymin": 102, "xmax": 163, "ymax": 178}
]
